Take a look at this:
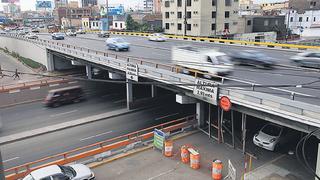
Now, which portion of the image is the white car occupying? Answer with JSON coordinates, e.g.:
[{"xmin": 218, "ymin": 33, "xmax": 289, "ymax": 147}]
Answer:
[
  {"xmin": 148, "ymin": 33, "xmax": 166, "ymax": 42},
  {"xmin": 26, "ymin": 33, "xmax": 38, "ymax": 39},
  {"xmin": 291, "ymin": 52, "xmax": 320, "ymax": 68},
  {"xmin": 253, "ymin": 123, "xmax": 294, "ymax": 151},
  {"xmin": 76, "ymin": 29, "xmax": 86, "ymax": 34},
  {"xmin": 66, "ymin": 29, "xmax": 77, "ymax": 36},
  {"xmin": 22, "ymin": 164, "xmax": 95, "ymax": 180}
]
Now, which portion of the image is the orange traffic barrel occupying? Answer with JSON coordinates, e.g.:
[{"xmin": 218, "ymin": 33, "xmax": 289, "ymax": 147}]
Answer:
[
  {"xmin": 212, "ymin": 159, "xmax": 223, "ymax": 180},
  {"xmin": 189, "ymin": 148, "xmax": 200, "ymax": 169},
  {"xmin": 181, "ymin": 145, "xmax": 190, "ymax": 163},
  {"xmin": 164, "ymin": 140, "xmax": 173, "ymax": 157}
]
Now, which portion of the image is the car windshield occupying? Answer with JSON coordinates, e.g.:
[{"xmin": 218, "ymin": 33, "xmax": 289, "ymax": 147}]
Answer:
[
  {"xmin": 261, "ymin": 124, "xmax": 281, "ymax": 136},
  {"xmin": 114, "ymin": 38, "xmax": 125, "ymax": 43},
  {"xmin": 59, "ymin": 165, "xmax": 76, "ymax": 178},
  {"xmin": 56, "ymin": 33, "xmax": 64, "ymax": 36}
]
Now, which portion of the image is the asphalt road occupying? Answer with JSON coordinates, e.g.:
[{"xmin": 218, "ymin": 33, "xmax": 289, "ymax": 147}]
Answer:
[
  {"xmin": 1, "ymin": 102, "xmax": 195, "ymax": 169},
  {"xmin": 37, "ymin": 34, "xmax": 320, "ymax": 105}
]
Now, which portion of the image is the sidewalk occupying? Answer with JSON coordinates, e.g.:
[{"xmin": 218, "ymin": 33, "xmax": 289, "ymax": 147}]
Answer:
[{"xmin": 91, "ymin": 131, "xmax": 312, "ymax": 180}]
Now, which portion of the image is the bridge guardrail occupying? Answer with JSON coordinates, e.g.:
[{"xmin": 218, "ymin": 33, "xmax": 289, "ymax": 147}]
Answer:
[
  {"xmin": 2, "ymin": 34, "xmax": 320, "ymax": 129},
  {"xmin": 5, "ymin": 115, "xmax": 197, "ymax": 180}
]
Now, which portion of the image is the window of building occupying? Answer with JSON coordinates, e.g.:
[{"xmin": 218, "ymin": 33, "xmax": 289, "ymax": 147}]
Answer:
[
  {"xmin": 299, "ymin": 17, "xmax": 303, "ymax": 22},
  {"xmin": 178, "ymin": 23, "xmax": 182, "ymax": 30},
  {"xmin": 314, "ymin": 17, "xmax": 316, "ymax": 21},
  {"xmin": 165, "ymin": 1, "xmax": 170, "ymax": 7},
  {"xmin": 264, "ymin": 19, "xmax": 269, "ymax": 26},
  {"xmin": 224, "ymin": 23, "xmax": 229, "ymax": 29},
  {"xmin": 212, "ymin": 11, "xmax": 216, "ymax": 18},
  {"xmin": 165, "ymin": 12, "xmax": 170, "ymax": 18},
  {"xmin": 306, "ymin": 17, "xmax": 309, "ymax": 22},
  {"xmin": 178, "ymin": 12, "xmax": 182, "ymax": 18},
  {"xmin": 310, "ymin": 1, "xmax": 316, "ymax": 6},
  {"xmin": 187, "ymin": 0, "xmax": 191, "ymax": 6},
  {"xmin": 212, "ymin": 0, "xmax": 216, "ymax": 6},
  {"xmin": 225, "ymin": 11, "xmax": 230, "ymax": 18},
  {"xmin": 187, "ymin": 24, "xmax": 191, "ymax": 30},
  {"xmin": 177, "ymin": 0, "xmax": 182, "ymax": 7},
  {"xmin": 186, "ymin": 11, "xmax": 192, "ymax": 18},
  {"xmin": 115, "ymin": 22, "xmax": 117, "ymax": 27},
  {"xmin": 275, "ymin": 20, "xmax": 278, "ymax": 25},
  {"xmin": 165, "ymin": 23, "xmax": 169, "ymax": 29},
  {"xmin": 247, "ymin": 20, "xmax": 251, "ymax": 25},
  {"xmin": 120, "ymin": 23, "xmax": 123, "ymax": 28},
  {"xmin": 225, "ymin": 0, "xmax": 231, "ymax": 6},
  {"xmin": 290, "ymin": 17, "xmax": 293, "ymax": 22},
  {"xmin": 211, "ymin": 23, "xmax": 216, "ymax": 30}
]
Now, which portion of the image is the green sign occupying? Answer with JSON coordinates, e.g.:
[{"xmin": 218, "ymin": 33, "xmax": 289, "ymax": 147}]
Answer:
[{"xmin": 153, "ymin": 129, "xmax": 165, "ymax": 150}]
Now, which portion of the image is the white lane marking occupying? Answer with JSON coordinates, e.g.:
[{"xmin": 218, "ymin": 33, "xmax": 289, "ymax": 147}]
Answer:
[
  {"xmin": 155, "ymin": 113, "xmax": 179, "ymax": 121},
  {"xmin": 147, "ymin": 169, "xmax": 176, "ymax": 180},
  {"xmin": 3, "ymin": 157, "xmax": 20, "ymax": 163},
  {"xmin": 113, "ymin": 99, "xmax": 126, "ymax": 104},
  {"xmin": 50, "ymin": 110, "xmax": 78, "ymax": 118},
  {"xmin": 68, "ymin": 81, "xmax": 78, "ymax": 84},
  {"xmin": 9, "ymin": 89, "xmax": 20, "ymax": 94},
  {"xmin": 49, "ymin": 84, "xmax": 59, "ymax": 87},
  {"xmin": 80, "ymin": 130, "xmax": 113, "ymax": 141},
  {"xmin": 30, "ymin": 86, "xmax": 41, "ymax": 90},
  {"xmin": 102, "ymin": 93, "xmax": 119, "ymax": 98}
]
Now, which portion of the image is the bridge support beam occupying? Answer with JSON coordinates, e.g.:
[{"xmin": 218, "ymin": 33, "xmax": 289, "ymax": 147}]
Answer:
[
  {"xmin": 151, "ymin": 85, "xmax": 157, "ymax": 98},
  {"xmin": 86, "ymin": 64, "xmax": 92, "ymax": 79},
  {"xmin": 126, "ymin": 79, "xmax": 133, "ymax": 110},
  {"xmin": 196, "ymin": 102, "xmax": 205, "ymax": 128},
  {"xmin": 47, "ymin": 52, "xmax": 55, "ymax": 71},
  {"xmin": 242, "ymin": 113, "xmax": 247, "ymax": 154},
  {"xmin": 316, "ymin": 143, "xmax": 320, "ymax": 180}
]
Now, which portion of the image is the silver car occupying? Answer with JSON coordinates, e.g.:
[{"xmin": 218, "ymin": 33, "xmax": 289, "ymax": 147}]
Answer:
[{"xmin": 291, "ymin": 52, "xmax": 320, "ymax": 68}]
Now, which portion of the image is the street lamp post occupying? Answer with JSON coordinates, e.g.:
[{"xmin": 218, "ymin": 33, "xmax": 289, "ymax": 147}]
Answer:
[{"xmin": 286, "ymin": 8, "xmax": 292, "ymax": 42}]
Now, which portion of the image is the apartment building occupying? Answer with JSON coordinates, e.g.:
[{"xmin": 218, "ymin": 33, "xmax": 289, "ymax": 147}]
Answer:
[
  {"xmin": 144, "ymin": 0, "xmax": 154, "ymax": 12},
  {"xmin": 289, "ymin": 0, "xmax": 320, "ymax": 13},
  {"xmin": 162, "ymin": 0, "xmax": 240, "ymax": 36}
]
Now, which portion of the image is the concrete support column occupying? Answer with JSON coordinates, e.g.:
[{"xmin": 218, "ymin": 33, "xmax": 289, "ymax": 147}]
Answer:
[
  {"xmin": 86, "ymin": 64, "xmax": 92, "ymax": 79},
  {"xmin": 151, "ymin": 85, "xmax": 157, "ymax": 98},
  {"xmin": 196, "ymin": 102, "xmax": 205, "ymax": 128},
  {"xmin": 242, "ymin": 113, "xmax": 247, "ymax": 154},
  {"xmin": 126, "ymin": 79, "xmax": 133, "ymax": 110},
  {"xmin": 316, "ymin": 143, "xmax": 320, "ymax": 180},
  {"xmin": 47, "ymin": 52, "xmax": 55, "ymax": 71},
  {"xmin": 0, "ymin": 150, "xmax": 5, "ymax": 180}
]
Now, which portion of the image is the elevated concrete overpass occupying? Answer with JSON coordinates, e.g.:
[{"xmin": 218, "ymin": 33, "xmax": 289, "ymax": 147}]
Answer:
[{"xmin": 1, "ymin": 33, "xmax": 320, "ymax": 160}]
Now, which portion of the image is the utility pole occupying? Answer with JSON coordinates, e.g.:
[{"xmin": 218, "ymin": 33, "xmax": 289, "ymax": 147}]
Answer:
[
  {"xmin": 183, "ymin": 0, "xmax": 187, "ymax": 36},
  {"xmin": 286, "ymin": 7, "xmax": 291, "ymax": 42},
  {"xmin": 214, "ymin": 0, "xmax": 218, "ymax": 36}
]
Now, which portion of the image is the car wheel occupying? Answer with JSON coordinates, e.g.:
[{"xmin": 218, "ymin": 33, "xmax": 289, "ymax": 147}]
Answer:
[
  {"xmin": 73, "ymin": 98, "xmax": 80, "ymax": 103},
  {"xmin": 53, "ymin": 102, "xmax": 60, "ymax": 108},
  {"xmin": 115, "ymin": 47, "xmax": 120, "ymax": 52}
]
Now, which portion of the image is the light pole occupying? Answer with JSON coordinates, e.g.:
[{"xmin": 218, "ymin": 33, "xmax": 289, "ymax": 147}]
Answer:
[
  {"xmin": 286, "ymin": 7, "xmax": 292, "ymax": 42},
  {"xmin": 184, "ymin": 0, "xmax": 187, "ymax": 36}
]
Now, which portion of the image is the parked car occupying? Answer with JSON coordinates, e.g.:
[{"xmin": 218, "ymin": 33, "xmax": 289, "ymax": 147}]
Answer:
[
  {"xmin": 76, "ymin": 29, "xmax": 86, "ymax": 34},
  {"xmin": 148, "ymin": 33, "xmax": 166, "ymax": 42},
  {"xmin": 44, "ymin": 86, "xmax": 85, "ymax": 107},
  {"xmin": 66, "ymin": 29, "xmax": 77, "ymax": 36},
  {"xmin": 0, "ymin": 30, "xmax": 6, "ymax": 35},
  {"xmin": 291, "ymin": 52, "xmax": 320, "ymax": 68},
  {"xmin": 52, "ymin": 32, "xmax": 65, "ymax": 40},
  {"xmin": 22, "ymin": 164, "xmax": 95, "ymax": 180},
  {"xmin": 98, "ymin": 31, "xmax": 110, "ymax": 38},
  {"xmin": 106, "ymin": 37, "xmax": 130, "ymax": 51},
  {"xmin": 26, "ymin": 33, "xmax": 38, "ymax": 39},
  {"xmin": 253, "ymin": 123, "xmax": 295, "ymax": 151},
  {"xmin": 17, "ymin": 30, "xmax": 28, "ymax": 35},
  {"xmin": 230, "ymin": 50, "xmax": 275, "ymax": 69},
  {"xmin": 31, "ymin": 28, "xmax": 40, "ymax": 33}
]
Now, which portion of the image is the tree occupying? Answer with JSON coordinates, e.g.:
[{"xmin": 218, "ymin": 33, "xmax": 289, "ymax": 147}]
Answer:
[{"xmin": 126, "ymin": 15, "xmax": 139, "ymax": 31}]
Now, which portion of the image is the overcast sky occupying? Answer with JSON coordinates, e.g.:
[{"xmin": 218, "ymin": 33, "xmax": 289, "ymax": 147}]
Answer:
[{"xmin": 1, "ymin": 0, "xmax": 286, "ymax": 11}]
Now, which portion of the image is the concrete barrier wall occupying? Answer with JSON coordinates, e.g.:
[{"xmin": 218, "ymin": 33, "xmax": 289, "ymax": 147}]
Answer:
[{"xmin": 0, "ymin": 36, "xmax": 48, "ymax": 67}]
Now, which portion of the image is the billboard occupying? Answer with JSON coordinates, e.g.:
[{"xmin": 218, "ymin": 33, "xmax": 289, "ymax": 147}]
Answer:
[
  {"xmin": 99, "ymin": 5, "xmax": 125, "ymax": 17},
  {"xmin": 36, "ymin": 1, "xmax": 52, "ymax": 9},
  {"xmin": 1, "ymin": 0, "xmax": 19, "ymax": 3}
]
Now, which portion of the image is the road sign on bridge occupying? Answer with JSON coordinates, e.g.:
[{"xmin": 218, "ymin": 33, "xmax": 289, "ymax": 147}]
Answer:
[
  {"xmin": 126, "ymin": 63, "xmax": 139, "ymax": 82},
  {"xmin": 193, "ymin": 78, "xmax": 218, "ymax": 105}
]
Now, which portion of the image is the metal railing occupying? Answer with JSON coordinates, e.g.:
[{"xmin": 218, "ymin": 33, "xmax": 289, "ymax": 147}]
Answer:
[{"xmin": 5, "ymin": 115, "xmax": 196, "ymax": 180}]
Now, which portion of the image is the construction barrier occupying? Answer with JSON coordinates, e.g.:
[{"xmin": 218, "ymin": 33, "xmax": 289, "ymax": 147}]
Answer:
[
  {"xmin": 181, "ymin": 145, "xmax": 190, "ymax": 164},
  {"xmin": 164, "ymin": 140, "xmax": 173, "ymax": 157},
  {"xmin": 5, "ymin": 115, "xmax": 197, "ymax": 180},
  {"xmin": 212, "ymin": 159, "xmax": 223, "ymax": 180},
  {"xmin": 189, "ymin": 148, "xmax": 200, "ymax": 170}
]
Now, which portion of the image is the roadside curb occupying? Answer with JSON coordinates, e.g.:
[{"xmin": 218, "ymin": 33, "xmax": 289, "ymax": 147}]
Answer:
[
  {"xmin": 88, "ymin": 130, "xmax": 200, "ymax": 169},
  {"xmin": 0, "ymin": 106, "xmax": 151, "ymax": 145}
]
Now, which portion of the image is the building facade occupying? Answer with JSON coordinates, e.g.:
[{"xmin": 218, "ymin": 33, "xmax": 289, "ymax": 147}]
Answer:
[
  {"xmin": 54, "ymin": 0, "xmax": 68, "ymax": 8},
  {"xmin": 144, "ymin": 0, "xmax": 154, "ymax": 12},
  {"xmin": 153, "ymin": 0, "xmax": 162, "ymax": 13},
  {"xmin": 54, "ymin": 7, "xmax": 92, "ymax": 26},
  {"xmin": 286, "ymin": 9, "xmax": 320, "ymax": 36},
  {"xmin": 80, "ymin": 0, "xmax": 98, "ymax": 7},
  {"xmin": 261, "ymin": 1, "xmax": 289, "ymax": 11},
  {"xmin": 289, "ymin": 0, "xmax": 320, "ymax": 13},
  {"xmin": 162, "ymin": 0, "xmax": 240, "ymax": 36}
]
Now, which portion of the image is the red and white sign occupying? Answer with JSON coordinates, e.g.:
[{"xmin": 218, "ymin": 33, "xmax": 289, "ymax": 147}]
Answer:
[{"xmin": 219, "ymin": 96, "xmax": 232, "ymax": 111}]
